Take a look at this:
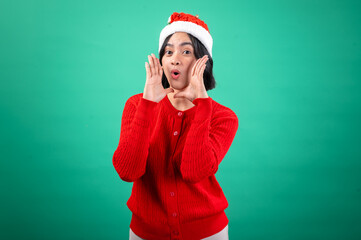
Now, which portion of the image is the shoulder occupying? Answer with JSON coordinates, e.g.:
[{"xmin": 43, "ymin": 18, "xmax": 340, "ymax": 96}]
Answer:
[
  {"xmin": 124, "ymin": 92, "xmax": 143, "ymax": 106},
  {"xmin": 210, "ymin": 97, "xmax": 238, "ymax": 122}
]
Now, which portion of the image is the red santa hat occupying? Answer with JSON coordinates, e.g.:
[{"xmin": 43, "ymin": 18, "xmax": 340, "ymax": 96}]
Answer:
[{"xmin": 159, "ymin": 12, "xmax": 213, "ymax": 57}]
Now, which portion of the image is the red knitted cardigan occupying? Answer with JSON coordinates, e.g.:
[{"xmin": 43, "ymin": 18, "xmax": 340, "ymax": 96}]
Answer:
[{"xmin": 112, "ymin": 93, "xmax": 238, "ymax": 240}]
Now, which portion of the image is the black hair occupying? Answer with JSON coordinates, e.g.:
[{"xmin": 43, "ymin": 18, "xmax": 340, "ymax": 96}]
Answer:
[{"xmin": 159, "ymin": 33, "xmax": 216, "ymax": 91}]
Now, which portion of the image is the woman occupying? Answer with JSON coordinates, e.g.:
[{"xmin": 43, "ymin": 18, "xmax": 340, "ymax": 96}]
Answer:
[{"xmin": 112, "ymin": 12, "xmax": 239, "ymax": 240}]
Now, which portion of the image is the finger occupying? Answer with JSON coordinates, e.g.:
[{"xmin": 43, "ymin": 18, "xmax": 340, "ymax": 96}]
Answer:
[
  {"xmin": 156, "ymin": 57, "xmax": 163, "ymax": 75},
  {"xmin": 174, "ymin": 91, "xmax": 191, "ymax": 101},
  {"xmin": 165, "ymin": 87, "xmax": 174, "ymax": 94},
  {"xmin": 193, "ymin": 56, "xmax": 206, "ymax": 77},
  {"xmin": 199, "ymin": 62, "xmax": 207, "ymax": 78},
  {"xmin": 191, "ymin": 57, "xmax": 203, "ymax": 76},
  {"xmin": 145, "ymin": 62, "xmax": 152, "ymax": 78},
  {"xmin": 151, "ymin": 53, "xmax": 159, "ymax": 75},
  {"xmin": 148, "ymin": 55, "xmax": 155, "ymax": 76},
  {"xmin": 193, "ymin": 55, "xmax": 208, "ymax": 76},
  {"xmin": 192, "ymin": 58, "xmax": 202, "ymax": 75},
  {"xmin": 199, "ymin": 56, "xmax": 209, "ymax": 75},
  {"xmin": 153, "ymin": 54, "xmax": 160, "ymax": 75},
  {"xmin": 201, "ymin": 56, "xmax": 208, "ymax": 72},
  {"xmin": 202, "ymin": 55, "xmax": 209, "ymax": 63},
  {"xmin": 151, "ymin": 54, "xmax": 157, "ymax": 76}
]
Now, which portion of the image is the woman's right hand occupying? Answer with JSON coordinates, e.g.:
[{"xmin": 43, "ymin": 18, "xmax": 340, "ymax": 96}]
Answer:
[{"xmin": 143, "ymin": 53, "xmax": 174, "ymax": 103}]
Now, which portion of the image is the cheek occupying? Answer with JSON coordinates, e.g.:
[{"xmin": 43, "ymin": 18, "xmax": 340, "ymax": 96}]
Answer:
[
  {"xmin": 187, "ymin": 61, "xmax": 196, "ymax": 74},
  {"xmin": 161, "ymin": 60, "xmax": 168, "ymax": 74}
]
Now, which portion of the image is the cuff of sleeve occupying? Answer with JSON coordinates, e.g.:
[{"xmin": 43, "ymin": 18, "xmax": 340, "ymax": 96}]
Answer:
[
  {"xmin": 134, "ymin": 97, "xmax": 158, "ymax": 122},
  {"xmin": 192, "ymin": 97, "xmax": 212, "ymax": 122}
]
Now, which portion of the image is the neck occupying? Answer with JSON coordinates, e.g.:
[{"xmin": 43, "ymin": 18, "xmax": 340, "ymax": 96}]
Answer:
[{"xmin": 167, "ymin": 91, "xmax": 195, "ymax": 111}]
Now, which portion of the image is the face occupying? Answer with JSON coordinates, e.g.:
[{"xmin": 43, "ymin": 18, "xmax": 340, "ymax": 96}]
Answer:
[{"xmin": 161, "ymin": 32, "xmax": 197, "ymax": 90}]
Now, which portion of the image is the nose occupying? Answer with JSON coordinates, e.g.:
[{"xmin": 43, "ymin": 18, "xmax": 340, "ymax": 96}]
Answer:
[
  {"xmin": 171, "ymin": 54, "xmax": 181, "ymax": 66},
  {"xmin": 171, "ymin": 59, "xmax": 180, "ymax": 65}
]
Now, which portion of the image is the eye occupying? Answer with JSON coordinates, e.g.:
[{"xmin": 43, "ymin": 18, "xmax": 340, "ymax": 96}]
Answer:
[
  {"xmin": 165, "ymin": 50, "xmax": 172, "ymax": 54},
  {"xmin": 183, "ymin": 50, "xmax": 191, "ymax": 54}
]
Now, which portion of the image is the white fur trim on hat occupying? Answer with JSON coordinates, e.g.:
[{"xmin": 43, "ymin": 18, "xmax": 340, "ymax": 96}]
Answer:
[{"xmin": 159, "ymin": 21, "xmax": 213, "ymax": 57}]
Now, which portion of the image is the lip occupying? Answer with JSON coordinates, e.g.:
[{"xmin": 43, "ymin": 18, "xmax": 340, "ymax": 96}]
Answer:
[{"xmin": 171, "ymin": 69, "xmax": 181, "ymax": 80}]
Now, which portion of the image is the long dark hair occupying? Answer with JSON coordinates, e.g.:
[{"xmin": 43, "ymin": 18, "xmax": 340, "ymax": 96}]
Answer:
[{"xmin": 159, "ymin": 33, "xmax": 216, "ymax": 91}]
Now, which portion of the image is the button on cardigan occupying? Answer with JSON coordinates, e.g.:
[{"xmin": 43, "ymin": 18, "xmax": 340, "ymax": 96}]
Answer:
[{"xmin": 112, "ymin": 93, "xmax": 239, "ymax": 240}]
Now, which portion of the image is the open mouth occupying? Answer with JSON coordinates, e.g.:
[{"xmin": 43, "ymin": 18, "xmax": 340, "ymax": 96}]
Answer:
[{"xmin": 171, "ymin": 69, "xmax": 181, "ymax": 79}]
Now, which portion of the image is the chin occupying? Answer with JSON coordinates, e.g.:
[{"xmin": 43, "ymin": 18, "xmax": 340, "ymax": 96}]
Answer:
[
  {"xmin": 170, "ymin": 84, "xmax": 187, "ymax": 91},
  {"xmin": 168, "ymin": 80, "xmax": 189, "ymax": 90}
]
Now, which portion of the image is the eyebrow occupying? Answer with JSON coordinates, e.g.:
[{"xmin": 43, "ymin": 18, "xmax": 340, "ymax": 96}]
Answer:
[{"xmin": 166, "ymin": 42, "xmax": 193, "ymax": 48}]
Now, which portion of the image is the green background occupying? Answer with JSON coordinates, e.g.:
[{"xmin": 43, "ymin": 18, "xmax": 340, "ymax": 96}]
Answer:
[{"xmin": 1, "ymin": 0, "xmax": 360, "ymax": 239}]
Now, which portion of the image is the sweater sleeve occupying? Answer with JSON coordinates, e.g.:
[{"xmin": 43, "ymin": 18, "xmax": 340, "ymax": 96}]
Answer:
[
  {"xmin": 112, "ymin": 95, "xmax": 158, "ymax": 182},
  {"xmin": 179, "ymin": 97, "xmax": 239, "ymax": 183}
]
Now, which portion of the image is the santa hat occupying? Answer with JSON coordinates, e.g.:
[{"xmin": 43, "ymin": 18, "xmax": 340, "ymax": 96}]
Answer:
[{"xmin": 159, "ymin": 12, "xmax": 213, "ymax": 57}]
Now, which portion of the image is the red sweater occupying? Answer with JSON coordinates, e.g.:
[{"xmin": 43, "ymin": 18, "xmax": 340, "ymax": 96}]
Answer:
[{"xmin": 112, "ymin": 93, "xmax": 238, "ymax": 240}]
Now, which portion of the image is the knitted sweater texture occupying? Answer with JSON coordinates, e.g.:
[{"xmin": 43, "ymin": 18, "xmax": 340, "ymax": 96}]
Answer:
[{"xmin": 112, "ymin": 93, "xmax": 238, "ymax": 240}]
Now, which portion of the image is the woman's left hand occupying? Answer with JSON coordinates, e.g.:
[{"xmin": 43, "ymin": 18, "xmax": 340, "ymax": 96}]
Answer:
[{"xmin": 173, "ymin": 55, "xmax": 209, "ymax": 102}]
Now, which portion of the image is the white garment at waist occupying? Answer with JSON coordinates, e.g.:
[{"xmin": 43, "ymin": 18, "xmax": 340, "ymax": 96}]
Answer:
[{"xmin": 129, "ymin": 224, "xmax": 229, "ymax": 240}]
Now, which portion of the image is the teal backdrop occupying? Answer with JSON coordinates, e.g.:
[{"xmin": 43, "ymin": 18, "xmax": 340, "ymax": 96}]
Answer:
[{"xmin": 1, "ymin": 0, "xmax": 360, "ymax": 239}]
